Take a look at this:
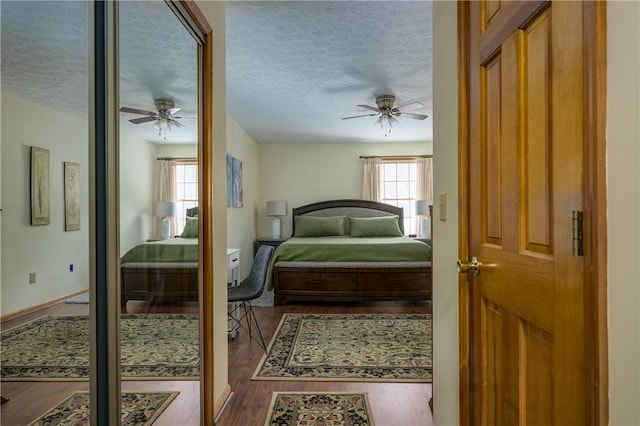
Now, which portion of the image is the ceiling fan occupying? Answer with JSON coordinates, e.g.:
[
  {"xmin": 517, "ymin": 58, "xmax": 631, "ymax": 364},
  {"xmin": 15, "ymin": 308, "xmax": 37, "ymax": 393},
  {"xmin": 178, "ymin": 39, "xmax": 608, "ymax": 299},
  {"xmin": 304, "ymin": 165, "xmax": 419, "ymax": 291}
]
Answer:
[
  {"xmin": 342, "ymin": 94, "xmax": 428, "ymax": 136},
  {"xmin": 119, "ymin": 98, "xmax": 191, "ymax": 138}
]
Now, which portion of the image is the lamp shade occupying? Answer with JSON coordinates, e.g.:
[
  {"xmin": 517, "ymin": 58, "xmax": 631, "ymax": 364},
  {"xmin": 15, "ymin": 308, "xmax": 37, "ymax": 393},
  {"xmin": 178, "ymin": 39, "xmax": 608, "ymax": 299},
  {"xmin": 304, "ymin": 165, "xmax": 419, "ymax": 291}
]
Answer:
[
  {"xmin": 156, "ymin": 201, "xmax": 177, "ymax": 218},
  {"xmin": 414, "ymin": 199, "xmax": 430, "ymax": 216},
  {"xmin": 266, "ymin": 200, "xmax": 287, "ymax": 217}
]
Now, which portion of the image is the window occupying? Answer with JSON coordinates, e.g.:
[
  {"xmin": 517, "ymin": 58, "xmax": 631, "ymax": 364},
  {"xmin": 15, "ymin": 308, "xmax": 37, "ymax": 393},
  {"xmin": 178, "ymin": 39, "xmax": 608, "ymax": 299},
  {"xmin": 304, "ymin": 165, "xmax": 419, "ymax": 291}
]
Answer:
[
  {"xmin": 380, "ymin": 160, "xmax": 418, "ymax": 235},
  {"xmin": 175, "ymin": 162, "xmax": 198, "ymax": 233}
]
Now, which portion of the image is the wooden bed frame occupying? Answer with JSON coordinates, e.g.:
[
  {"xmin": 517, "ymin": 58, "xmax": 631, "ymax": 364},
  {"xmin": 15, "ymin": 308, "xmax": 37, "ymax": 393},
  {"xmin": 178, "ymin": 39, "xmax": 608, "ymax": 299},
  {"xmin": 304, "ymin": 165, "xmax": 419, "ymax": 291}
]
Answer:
[
  {"xmin": 120, "ymin": 207, "xmax": 199, "ymax": 308},
  {"xmin": 273, "ymin": 199, "xmax": 432, "ymax": 305}
]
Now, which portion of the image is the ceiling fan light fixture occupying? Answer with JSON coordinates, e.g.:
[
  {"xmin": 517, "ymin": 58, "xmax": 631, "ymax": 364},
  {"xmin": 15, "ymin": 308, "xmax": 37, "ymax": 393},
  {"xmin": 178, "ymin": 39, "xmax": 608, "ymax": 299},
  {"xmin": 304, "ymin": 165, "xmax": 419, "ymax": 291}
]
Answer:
[
  {"xmin": 153, "ymin": 117, "xmax": 172, "ymax": 140},
  {"xmin": 342, "ymin": 94, "xmax": 427, "ymax": 137}
]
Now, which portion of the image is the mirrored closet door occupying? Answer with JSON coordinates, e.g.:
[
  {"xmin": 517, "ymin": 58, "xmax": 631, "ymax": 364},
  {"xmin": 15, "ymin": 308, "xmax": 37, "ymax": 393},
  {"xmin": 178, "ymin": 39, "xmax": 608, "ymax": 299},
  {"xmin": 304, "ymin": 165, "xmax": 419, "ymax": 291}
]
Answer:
[
  {"xmin": 0, "ymin": 1, "xmax": 92, "ymax": 424},
  {"xmin": 118, "ymin": 1, "xmax": 200, "ymax": 423}
]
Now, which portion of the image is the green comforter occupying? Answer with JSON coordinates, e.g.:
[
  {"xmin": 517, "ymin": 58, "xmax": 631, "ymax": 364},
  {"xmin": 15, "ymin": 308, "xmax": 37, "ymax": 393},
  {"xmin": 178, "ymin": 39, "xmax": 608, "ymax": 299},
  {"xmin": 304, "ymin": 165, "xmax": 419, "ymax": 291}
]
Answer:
[
  {"xmin": 120, "ymin": 238, "xmax": 198, "ymax": 263},
  {"xmin": 273, "ymin": 236, "xmax": 431, "ymax": 263}
]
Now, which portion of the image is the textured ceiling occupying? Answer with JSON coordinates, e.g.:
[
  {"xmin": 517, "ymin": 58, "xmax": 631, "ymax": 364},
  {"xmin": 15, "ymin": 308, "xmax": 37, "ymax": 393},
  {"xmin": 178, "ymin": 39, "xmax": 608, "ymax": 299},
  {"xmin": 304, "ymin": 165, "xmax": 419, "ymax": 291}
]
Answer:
[
  {"xmin": 226, "ymin": 1, "xmax": 433, "ymax": 144},
  {"xmin": 1, "ymin": 1, "xmax": 432, "ymax": 145}
]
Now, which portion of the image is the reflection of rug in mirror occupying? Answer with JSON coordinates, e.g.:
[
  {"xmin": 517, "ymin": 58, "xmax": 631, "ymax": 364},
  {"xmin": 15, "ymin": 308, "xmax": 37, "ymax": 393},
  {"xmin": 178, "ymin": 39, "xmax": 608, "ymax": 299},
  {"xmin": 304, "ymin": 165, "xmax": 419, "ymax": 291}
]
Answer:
[
  {"xmin": 253, "ymin": 313, "xmax": 431, "ymax": 382},
  {"xmin": 1, "ymin": 314, "xmax": 199, "ymax": 380},
  {"xmin": 29, "ymin": 391, "xmax": 179, "ymax": 426},
  {"xmin": 265, "ymin": 392, "xmax": 375, "ymax": 426}
]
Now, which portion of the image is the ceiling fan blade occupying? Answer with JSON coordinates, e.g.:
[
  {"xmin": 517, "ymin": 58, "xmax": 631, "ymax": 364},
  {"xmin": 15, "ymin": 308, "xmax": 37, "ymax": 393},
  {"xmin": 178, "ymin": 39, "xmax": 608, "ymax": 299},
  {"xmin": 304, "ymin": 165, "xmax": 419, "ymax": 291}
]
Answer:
[
  {"xmin": 400, "ymin": 112, "xmax": 429, "ymax": 120},
  {"xmin": 129, "ymin": 116, "xmax": 157, "ymax": 124},
  {"xmin": 357, "ymin": 104, "xmax": 379, "ymax": 112},
  {"xmin": 170, "ymin": 119, "xmax": 185, "ymax": 128},
  {"xmin": 120, "ymin": 106, "xmax": 156, "ymax": 116},
  {"xmin": 395, "ymin": 102, "xmax": 424, "ymax": 113},
  {"xmin": 167, "ymin": 107, "xmax": 182, "ymax": 115},
  {"xmin": 342, "ymin": 113, "xmax": 378, "ymax": 120}
]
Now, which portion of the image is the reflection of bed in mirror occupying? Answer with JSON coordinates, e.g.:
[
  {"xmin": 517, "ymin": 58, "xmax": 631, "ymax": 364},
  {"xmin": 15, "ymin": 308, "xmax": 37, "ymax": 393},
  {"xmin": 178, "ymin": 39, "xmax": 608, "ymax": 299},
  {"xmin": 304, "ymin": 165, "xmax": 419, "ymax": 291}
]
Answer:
[
  {"xmin": 120, "ymin": 207, "xmax": 198, "ymax": 308},
  {"xmin": 272, "ymin": 199, "xmax": 432, "ymax": 305}
]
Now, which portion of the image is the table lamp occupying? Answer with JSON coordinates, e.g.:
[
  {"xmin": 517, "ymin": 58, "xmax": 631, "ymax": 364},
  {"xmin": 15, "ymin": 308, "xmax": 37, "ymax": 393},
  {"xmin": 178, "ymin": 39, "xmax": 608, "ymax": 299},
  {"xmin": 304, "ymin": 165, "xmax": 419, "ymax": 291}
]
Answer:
[
  {"xmin": 414, "ymin": 199, "xmax": 431, "ymax": 239},
  {"xmin": 266, "ymin": 200, "xmax": 287, "ymax": 239},
  {"xmin": 156, "ymin": 201, "xmax": 177, "ymax": 240}
]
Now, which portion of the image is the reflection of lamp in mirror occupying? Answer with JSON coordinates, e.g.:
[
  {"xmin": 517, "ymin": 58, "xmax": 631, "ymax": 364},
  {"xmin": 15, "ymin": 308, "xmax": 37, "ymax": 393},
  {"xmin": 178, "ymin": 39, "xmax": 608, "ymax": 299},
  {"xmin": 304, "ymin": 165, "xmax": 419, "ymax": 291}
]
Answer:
[
  {"xmin": 266, "ymin": 200, "xmax": 287, "ymax": 239},
  {"xmin": 156, "ymin": 201, "xmax": 177, "ymax": 240},
  {"xmin": 414, "ymin": 199, "xmax": 432, "ymax": 239}
]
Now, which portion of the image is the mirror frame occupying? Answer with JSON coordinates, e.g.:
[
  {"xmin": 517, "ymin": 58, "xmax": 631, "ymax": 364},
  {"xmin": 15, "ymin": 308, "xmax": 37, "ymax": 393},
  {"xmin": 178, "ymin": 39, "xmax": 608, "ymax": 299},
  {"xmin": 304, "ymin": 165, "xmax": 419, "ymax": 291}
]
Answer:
[
  {"xmin": 90, "ymin": 1, "xmax": 214, "ymax": 424},
  {"xmin": 165, "ymin": 1, "xmax": 216, "ymax": 424}
]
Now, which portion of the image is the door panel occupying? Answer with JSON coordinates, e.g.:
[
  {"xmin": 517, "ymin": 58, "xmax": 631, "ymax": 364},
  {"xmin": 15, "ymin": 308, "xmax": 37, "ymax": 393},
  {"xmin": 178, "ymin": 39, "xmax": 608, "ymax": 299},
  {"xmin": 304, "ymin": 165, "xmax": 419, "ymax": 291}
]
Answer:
[
  {"xmin": 524, "ymin": 12, "xmax": 552, "ymax": 254},
  {"xmin": 465, "ymin": 1, "xmax": 589, "ymax": 424}
]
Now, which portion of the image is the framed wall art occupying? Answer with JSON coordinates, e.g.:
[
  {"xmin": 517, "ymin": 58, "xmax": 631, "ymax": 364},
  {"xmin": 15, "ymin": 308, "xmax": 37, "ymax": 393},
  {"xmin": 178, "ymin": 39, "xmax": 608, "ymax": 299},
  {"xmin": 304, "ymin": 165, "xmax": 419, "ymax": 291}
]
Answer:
[
  {"xmin": 226, "ymin": 154, "xmax": 243, "ymax": 208},
  {"xmin": 64, "ymin": 162, "xmax": 80, "ymax": 231},
  {"xmin": 30, "ymin": 146, "xmax": 50, "ymax": 225}
]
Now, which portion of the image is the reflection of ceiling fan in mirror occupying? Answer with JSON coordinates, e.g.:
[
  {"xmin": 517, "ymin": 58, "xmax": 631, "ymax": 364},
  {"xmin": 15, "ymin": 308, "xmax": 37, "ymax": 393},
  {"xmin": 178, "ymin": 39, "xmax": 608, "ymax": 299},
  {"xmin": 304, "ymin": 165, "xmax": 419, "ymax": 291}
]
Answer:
[
  {"xmin": 119, "ymin": 98, "xmax": 193, "ymax": 139},
  {"xmin": 342, "ymin": 94, "xmax": 428, "ymax": 137}
]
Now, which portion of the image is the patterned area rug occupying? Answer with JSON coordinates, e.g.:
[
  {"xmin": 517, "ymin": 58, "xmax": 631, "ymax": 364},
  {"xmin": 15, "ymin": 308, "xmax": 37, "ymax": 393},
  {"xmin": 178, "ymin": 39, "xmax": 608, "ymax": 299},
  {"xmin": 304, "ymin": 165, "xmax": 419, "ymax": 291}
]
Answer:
[
  {"xmin": 1, "ymin": 314, "xmax": 198, "ymax": 380},
  {"xmin": 265, "ymin": 392, "xmax": 374, "ymax": 426},
  {"xmin": 253, "ymin": 313, "xmax": 431, "ymax": 382},
  {"xmin": 29, "ymin": 391, "xmax": 179, "ymax": 426}
]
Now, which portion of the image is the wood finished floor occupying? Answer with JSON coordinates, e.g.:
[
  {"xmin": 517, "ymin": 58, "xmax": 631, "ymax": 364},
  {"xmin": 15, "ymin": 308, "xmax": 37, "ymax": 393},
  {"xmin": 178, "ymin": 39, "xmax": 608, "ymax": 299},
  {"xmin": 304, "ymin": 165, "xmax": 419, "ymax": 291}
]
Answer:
[{"xmin": 1, "ymin": 299, "xmax": 432, "ymax": 426}]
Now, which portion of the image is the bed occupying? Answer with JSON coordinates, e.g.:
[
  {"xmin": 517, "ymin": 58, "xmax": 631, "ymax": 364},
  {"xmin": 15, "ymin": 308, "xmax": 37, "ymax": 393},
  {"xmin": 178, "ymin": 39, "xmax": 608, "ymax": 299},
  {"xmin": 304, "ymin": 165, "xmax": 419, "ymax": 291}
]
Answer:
[
  {"xmin": 120, "ymin": 207, "xmax": 199, "ymax": 308},
  {"xmin": 272, "ymin": 199, "xmax": 432, "ymax": 305}
]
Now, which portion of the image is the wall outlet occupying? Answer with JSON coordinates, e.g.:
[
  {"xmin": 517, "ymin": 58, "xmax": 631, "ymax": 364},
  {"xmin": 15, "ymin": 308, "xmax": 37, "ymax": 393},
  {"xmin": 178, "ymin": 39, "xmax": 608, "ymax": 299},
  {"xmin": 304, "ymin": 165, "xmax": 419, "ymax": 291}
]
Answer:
[
  {"xmin": 29, "ymin": 272, "xmax": 36, "ymax": 284},
  {"xmin": 69, "ymin": 264, "xmax": 74, "ymax": 273}
]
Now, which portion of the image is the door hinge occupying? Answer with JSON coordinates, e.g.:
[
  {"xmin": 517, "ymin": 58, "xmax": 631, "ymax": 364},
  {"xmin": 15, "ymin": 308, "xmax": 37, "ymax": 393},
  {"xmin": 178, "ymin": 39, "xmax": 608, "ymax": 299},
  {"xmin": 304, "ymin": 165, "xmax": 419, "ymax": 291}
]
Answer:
[{"xmin": 572, "ymin": 211, "xmax": 584, "ymax": 257}]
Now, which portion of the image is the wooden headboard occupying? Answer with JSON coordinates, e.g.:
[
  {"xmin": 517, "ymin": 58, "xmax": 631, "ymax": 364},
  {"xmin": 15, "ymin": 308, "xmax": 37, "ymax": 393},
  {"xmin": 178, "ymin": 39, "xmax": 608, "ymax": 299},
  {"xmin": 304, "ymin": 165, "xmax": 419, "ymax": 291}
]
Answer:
[{"xmin": 292, "ymin": 199, "xmax": 404, "ymax": 235}]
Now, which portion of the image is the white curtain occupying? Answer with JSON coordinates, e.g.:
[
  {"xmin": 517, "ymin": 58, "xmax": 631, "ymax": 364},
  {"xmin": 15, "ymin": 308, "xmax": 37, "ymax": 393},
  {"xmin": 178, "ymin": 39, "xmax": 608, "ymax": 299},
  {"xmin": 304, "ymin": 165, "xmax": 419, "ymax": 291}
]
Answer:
[
  {"xmin": 416, "ymin": 157, "xmax": 433, "ymax": 201},
  {"xmin": 416, "ymin": 157, "xmax": 433, "ymax": 238},
  {"xmin": 362, "ymin": 158, "xmax": 382, "ymax": 201},
  {"xmin": 156, "ymin": 160, "xmax": 177, "ymax": 237}
]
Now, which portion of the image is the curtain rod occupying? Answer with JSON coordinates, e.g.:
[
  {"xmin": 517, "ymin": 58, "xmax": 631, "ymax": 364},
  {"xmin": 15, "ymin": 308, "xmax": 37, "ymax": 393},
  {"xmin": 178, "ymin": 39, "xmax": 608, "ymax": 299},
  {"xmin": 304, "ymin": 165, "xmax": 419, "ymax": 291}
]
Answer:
[
  {"xmin": 156, "ymin": 157, "xmax": 198, "ymax": 161},
  {"xmin": 359, "ymin": 155, "xmax": 432, "ymax": 159}
]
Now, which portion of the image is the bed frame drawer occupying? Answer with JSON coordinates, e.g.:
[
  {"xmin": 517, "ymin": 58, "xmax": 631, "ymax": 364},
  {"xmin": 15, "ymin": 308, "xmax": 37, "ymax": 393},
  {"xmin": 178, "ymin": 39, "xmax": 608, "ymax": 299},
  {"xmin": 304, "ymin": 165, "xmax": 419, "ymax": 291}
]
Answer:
[
  {"xmin": 121, "ymin": 267, "xmax": 198, "ymax": 307},
  {"xmin": 274, "ymin": 265, "xmax": 432, "ymax": 305},
  {"xmin": 358, "ymin": 272, "xmax": 430, "ymax": 291},
  {"xmin": 277, "ymin": 271, "xmax": 357, "ymax": 291}
]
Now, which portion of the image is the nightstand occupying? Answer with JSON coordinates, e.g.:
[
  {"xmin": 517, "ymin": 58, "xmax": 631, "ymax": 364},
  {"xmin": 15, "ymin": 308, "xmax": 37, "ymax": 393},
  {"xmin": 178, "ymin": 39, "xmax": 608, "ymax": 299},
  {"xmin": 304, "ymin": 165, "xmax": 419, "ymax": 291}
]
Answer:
[{"xmin": 254, "ymin": 237, "xmax": 289, "ymax": 254}]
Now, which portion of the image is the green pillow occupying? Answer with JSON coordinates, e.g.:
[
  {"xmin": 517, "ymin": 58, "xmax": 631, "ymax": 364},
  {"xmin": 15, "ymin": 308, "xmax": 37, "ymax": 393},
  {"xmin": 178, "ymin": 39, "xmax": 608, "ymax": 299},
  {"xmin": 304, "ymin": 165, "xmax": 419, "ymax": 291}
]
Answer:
[
  {"xmin": 180, "ymin": 216, "xmax": 198, "ymax": 238},
  {"xmin": 349, "ymin": 215, "xmax": 403, "ymax": 237},
  {"xmin": 294, "ymin": 215, "xmax": 345, "ymax": 237}
]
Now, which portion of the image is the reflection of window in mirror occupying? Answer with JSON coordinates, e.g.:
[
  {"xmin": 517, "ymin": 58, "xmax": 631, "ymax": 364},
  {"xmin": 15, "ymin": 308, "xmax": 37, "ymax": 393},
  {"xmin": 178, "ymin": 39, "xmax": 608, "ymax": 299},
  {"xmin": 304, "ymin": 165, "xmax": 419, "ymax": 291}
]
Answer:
[{"xmin": 175, "ymin": 161, "xmax": 198, "ymax": 233}]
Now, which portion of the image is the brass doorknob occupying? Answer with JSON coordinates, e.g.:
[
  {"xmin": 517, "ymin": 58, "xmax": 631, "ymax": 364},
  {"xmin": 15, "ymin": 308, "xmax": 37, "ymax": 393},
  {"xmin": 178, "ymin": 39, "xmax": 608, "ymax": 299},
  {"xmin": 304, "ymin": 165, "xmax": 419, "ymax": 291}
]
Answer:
[{"xmin": 457, "ymin": 257, "xmax": 482, "ymax": 277}]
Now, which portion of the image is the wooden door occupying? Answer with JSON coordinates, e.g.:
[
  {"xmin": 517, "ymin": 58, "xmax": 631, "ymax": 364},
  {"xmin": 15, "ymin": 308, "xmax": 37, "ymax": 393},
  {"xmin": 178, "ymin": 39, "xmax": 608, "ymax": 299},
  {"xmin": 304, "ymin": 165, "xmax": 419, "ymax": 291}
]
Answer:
[{"xmin": 459, "ymin": 1, "xmax": 603, "ymax": 424}]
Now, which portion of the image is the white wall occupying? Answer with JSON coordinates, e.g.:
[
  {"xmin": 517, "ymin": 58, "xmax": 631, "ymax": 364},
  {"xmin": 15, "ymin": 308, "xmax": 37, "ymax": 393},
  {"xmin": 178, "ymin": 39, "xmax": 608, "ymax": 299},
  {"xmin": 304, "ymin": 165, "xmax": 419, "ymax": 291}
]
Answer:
[
  {"xmin": 227, "ymin": 116, "xmax": 260, "ymax": 279},
  {"xmin": 1, "ymin": 91, "xmax": 90, "ymax": 315},
  {"xmin": 119, "ymin": 131, "xmax": 155, "ymax": 253},
  {"xmin": 607, "ymin": 2, "xmax": 640, "ymax": 424},
  {"xmin": 258, "ymin": 142, "xmax": 431, "ymax": 238},
  {"xmin": 431, "ymin": 2, "xmax": 459, "ymax": 424},
  {"xmin": 155, "ymin": 143, "xmax": 197, "ymax": 159}
]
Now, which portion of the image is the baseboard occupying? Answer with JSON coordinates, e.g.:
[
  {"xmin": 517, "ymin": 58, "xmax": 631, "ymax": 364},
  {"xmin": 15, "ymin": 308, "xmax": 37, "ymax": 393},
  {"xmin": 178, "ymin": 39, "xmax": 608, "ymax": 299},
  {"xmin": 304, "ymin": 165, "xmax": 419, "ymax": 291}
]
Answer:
[
  {"xmin": 0, "ymin": 289, "xmax": 88, "ymax": 323},
  {"xmin": 213, "ymin": 385, "xmax": 233, "ymax": 423}
]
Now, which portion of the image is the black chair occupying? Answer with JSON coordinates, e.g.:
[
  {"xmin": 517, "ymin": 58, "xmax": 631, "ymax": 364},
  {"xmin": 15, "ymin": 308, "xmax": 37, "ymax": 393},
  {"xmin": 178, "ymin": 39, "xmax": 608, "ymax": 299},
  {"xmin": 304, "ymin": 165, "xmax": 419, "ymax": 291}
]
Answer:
[{"xmin": 228, "ymin": 245, "xmax": 275, "ymax": 351}]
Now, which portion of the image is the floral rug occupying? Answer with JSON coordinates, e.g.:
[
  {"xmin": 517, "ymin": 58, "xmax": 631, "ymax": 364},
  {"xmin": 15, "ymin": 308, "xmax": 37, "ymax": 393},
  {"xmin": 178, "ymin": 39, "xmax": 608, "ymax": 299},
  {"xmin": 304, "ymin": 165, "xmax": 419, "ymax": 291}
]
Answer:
[
  {"xmin": 29, "ymin": 391, "xmax": 179, "ymax": 426},
  {"xmin": 265, "ymin": 392, "xmax": 374, "ymax": 426},
  {"xmin": 253, "ymin": 313, "xmax": 431, "ymax": 382},
  {"xmin": 1, "ymin": 314, "xmax": 199, "ymax": 380}
]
